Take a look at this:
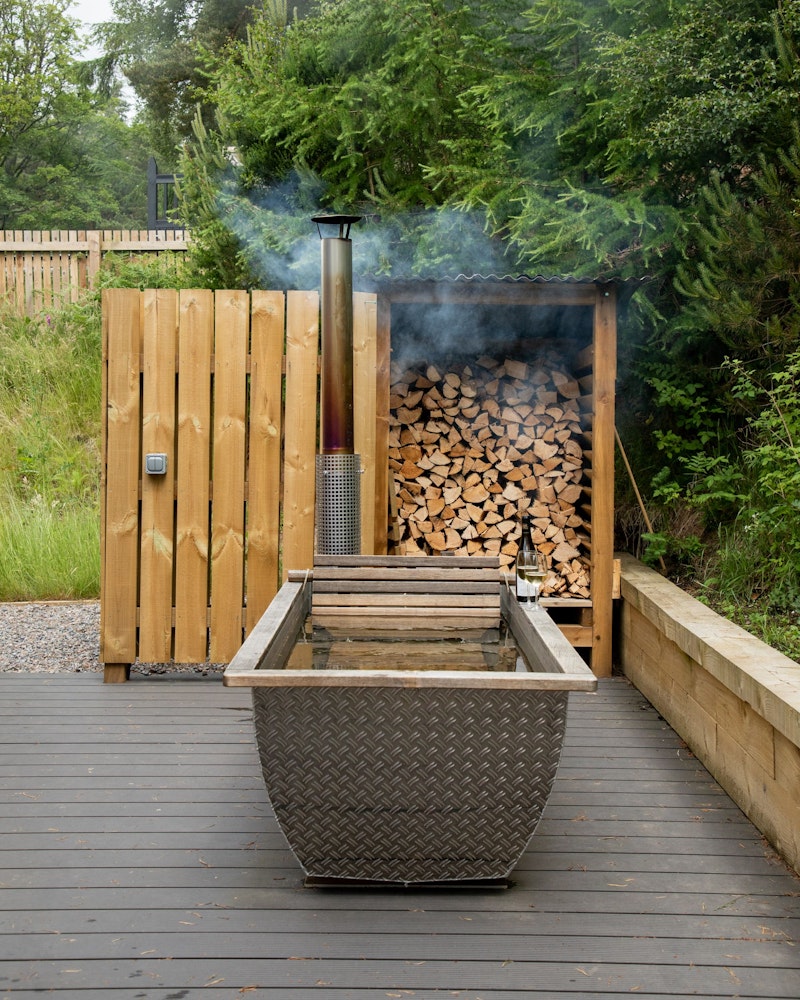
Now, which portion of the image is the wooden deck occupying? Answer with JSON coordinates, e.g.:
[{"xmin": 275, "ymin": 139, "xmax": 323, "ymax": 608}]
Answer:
[{"xmin": 1, "ymin": 673, "xmax": 798, "ymax": 999}]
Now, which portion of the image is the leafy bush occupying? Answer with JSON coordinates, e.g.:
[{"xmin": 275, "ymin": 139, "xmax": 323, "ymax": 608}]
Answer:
[
  {"xmin": 720, "ymin": 353, "xmax": 800, "ymax": 605},
  {"xmin": 642, "ymin": 350, "xmax": 800, "ymax": 607}
]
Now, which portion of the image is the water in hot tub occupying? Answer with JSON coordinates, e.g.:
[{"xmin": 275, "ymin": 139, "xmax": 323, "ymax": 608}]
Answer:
[{"xmin": 284, "ymin": 618, "xmax": 538, "ymax": 672}]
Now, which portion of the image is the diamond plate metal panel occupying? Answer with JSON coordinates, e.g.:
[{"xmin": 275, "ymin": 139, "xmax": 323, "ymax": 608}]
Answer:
[{"xmin": 253, "ymin": 685, "xmax": 567, "ymax": 883}]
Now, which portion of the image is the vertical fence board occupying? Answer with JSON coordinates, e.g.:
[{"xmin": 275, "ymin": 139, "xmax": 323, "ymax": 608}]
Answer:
[
  {"xmin": 101, "ymin": 289, "xmax": 142, "ymax": 664},
  {"xmin": 590, "ymin": 286, "xmax": 617, "ymax": 678},
  {"xmin": 138, "ymin": 290, "xmax": 178, "ymax": 662},
  {"xmin": 245, "ymin": 290, "xmax": 285, "ymax": 634},
  {"xmin": 70, "ymin": 232, "xmax": 83, "ymax": 304},
  {"xmin": 53, "ymin": 232, "xmax": 66, "ymax": 300},
  {"xmin": 23, "ymin": 232, "xmax": 35, "ymax": 311},
  {"xmin": 282, "ymin": 290, "xmax": 319, "ymax": 577},
  {"xmin": 174, "ymin": 290, "xmax": 213, "ymax": 663},
  {"xmin": 353, "ymin": 292, "xmax": 378, "ymax": 553},
  {"xmin": 209, "ymin": 291, "xmax": 249, "ymax": 661},
  {"xmin": 31, "ymin": 233, "xmax": 45, "ymax": 309},
  {"xmin": 15, "ymin": 233, "xmax": 25, "ymax": 313},
  {"xmin": 42, "ymin": 235, "xmax": 53, "ymax": 307},
  {"xmin": 0, "ymin": 243, "xmax": 8, "ymax": 302}
]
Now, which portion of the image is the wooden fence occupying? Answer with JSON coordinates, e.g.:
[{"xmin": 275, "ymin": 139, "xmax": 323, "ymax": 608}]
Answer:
[
  {"xmin": 0, "ymin": 230, "xmax": 189, "ymax": 315},
  {"xmin": 101, "ymin": 288, "xmax": 383, "ymax": 679}
]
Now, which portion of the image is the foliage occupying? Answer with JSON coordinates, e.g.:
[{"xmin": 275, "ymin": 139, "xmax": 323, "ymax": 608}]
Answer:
[
  {"xmin": 700, "ymin": 585, "xmax": 800, "ymax": 663},
  {"xmin": 100, "ymin": 0, "xmax": 316, "ymax": 163},
  {"xmin": 95, "ymin": 250, "xmax": 190, "ymax": 290},
  {"xmin": 0, "ymin": 0, "xmax": 151, "ymax": 229},
  {"xmin": 0, "ymin": 239, "xmax": 197, "ymax": 602},
  {"xmin": 575, "ymin": 0, "xmax": 799, "ymax": 195},
  {"xmin": 0, "ymin": 300, "xmax": 101, "ymax": 508},
  {"xmin": 182, "ymin": 0, "xmax": 798, "ymax": 282},
  {"xmin": 0, "ymin": 487, "xmax": 99, "ymax": 600},
  {"xmin": 721, "ymin": 353, "xmax": 800, "ymax": 605},
  {"xmin": 674, "ymin": 140, "xmax": 800, "ymax": 366},
  {"xmin": 176, "ymin": 113, "xmax": 260, "ymax": 288},
  {"xmin": 643, "ymin": 351, "xmax": 800, "ymax": 607},
  {"xmin": 178, "ymin": 0, "xmax": 555, "ymax": 285},
  {"xmin": 0, "ymin": 0, "xmax": 75, "ymax": 150},
  {"xmin": 0, "ymin": 298, "xmax": 102, "ymax": 599}
]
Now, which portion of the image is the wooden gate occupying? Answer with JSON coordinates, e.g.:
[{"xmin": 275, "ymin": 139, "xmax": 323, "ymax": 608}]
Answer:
[{"xmin": 101, "ymin": 288, "xmax": 382, "ymax": 680}]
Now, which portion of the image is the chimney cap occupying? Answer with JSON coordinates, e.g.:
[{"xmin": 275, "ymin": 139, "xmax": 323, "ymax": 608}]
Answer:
[{"xmin": 312, "ymin": 214, "xmax": 362, "ymax": 239}]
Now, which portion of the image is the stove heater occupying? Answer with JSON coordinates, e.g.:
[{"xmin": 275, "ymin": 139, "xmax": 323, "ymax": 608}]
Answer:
[{"xmin": 312, "ymin": 214, "xmax": 362, "ymax": 555}]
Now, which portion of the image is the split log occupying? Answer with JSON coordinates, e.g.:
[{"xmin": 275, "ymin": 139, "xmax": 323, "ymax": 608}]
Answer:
[{"xmin": 388, "ymin": 350, "xmax": 592, "ymax": 598}]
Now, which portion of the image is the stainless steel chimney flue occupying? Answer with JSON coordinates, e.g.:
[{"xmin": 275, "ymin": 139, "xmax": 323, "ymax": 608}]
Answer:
[{"xmin": 312, "ymin": 214, "xmax": 362, "ymax": 555}]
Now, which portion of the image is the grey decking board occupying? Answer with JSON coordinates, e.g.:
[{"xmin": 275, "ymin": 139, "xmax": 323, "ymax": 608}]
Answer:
[
  {"xmin": 1, "ymin": 675, "xmax": 798, "ymax": 999},
  {"xmin": 2, "ymin": 802, "xmax": 272, "ymax": 818},
  {"xmin": 3, "ymin": 930, "xmax": 798, "ymax": 968},
  {"xmin": 2, "ymin": 886, "xmax": 796, "ymax": 919},
  {"xmin": 0, "ymin": 957, "xmax": 798, "ymax": 997},
  {"xmin": 0, "ymin": 775, "xmax": 263, "ymax": 790},
  {"xmin": 0, "ymin": 784, "xmax": 731, "ymax": 804},
  {"xmin": 0, "ymin": 789, "xmax": 267, "ymax": 804},
  {"xmin": 0, "ymin": 800, "xmax": 750, "ymax": 823},
  {"xmin": 3, "ymin": 866, "xmax": 797, "ymax": 898},
  {"xmin": 4, "ymin": 907, "xmax": 798, "ymax": 941},
  {"xmin": 0, "ymin": 994, "xmax": 789, "ymax": 1000},
  {"xmin": 0, "ymin": 819, "xmax": 764, "ymax": 841},
  {"xmin": 0, "ymin": 994, "xmax": 786, "ymax": 1000},
  {"xmin": 2, "ymin": 847, "xmax": 787, "ymax": 878}
]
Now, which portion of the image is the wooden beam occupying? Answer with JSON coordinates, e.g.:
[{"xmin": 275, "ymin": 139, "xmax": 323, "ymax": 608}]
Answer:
[
  {"xmin": 590, "ymin": 286, "xmax": 617, "ymax": 677},
  {"xmin": 374, "ymin": 296, "xmax": 392, "ymax": 554}
]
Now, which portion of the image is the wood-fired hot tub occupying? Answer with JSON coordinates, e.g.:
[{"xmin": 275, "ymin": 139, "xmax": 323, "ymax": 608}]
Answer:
[{"xmin": 223, "ymin": 556, "xmax": 596, "ymax": 885}]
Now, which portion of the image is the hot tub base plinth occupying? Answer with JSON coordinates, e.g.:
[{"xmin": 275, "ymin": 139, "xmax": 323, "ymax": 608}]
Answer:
[{"xmin": 304, "ymin": 875, "xmax": 510, "ymax": 890}]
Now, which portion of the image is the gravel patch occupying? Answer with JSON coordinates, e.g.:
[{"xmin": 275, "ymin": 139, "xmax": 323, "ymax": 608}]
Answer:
[{"xmin": 0, "ymin": 601, "xmax": 224, "ymax": 676}]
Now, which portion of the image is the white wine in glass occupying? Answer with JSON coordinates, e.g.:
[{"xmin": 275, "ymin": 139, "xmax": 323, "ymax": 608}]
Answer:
[{"xmin": 523, "ymin": 556, "xmax": 546, "ymax": 603}]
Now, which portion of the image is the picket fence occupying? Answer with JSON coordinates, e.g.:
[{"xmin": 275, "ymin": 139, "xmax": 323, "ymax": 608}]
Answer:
[
  {"xmin": 101, "ymin": 287, "xmax": 383, "ymax": 678},
  {"xmin": 0, "ymin": 230, "xmax": 189, "ymax": 315}
]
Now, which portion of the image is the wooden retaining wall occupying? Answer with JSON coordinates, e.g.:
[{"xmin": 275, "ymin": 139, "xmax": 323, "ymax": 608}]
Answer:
[
  {"xmin": 618, "ymin": 553, "xmax": 800, "ymax": 874},
  {"xmin": 0, "ymin": 230, "xmax": 188, "ymax": 315},
  {"xmin": 101, "ymin": 288, "xmax": 383, "ymax": 680}
]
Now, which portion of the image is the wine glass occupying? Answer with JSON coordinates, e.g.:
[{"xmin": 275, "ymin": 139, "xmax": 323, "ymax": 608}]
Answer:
[{"xmin": 524, "ymin": 550, "xmax": 547, "ymax": 604}]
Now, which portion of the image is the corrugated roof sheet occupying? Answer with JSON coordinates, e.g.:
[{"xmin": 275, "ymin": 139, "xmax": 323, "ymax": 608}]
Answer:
[
  {"xmin": 392, "ymin": 273, "xmax": 648, "ymax": 285},
  {"xmin": 365, "ymin": 273, "xmax": 650, "ymax": 288}
]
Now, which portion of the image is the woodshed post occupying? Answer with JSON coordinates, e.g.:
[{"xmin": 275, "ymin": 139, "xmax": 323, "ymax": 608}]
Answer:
[{"xmin": 590, "ymin": 285, "xmax": 617, "ymax": 677}]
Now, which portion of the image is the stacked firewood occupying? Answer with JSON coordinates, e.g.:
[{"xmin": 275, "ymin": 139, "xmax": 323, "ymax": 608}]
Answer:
[{"xmin": 388, "ymin": 351, "xmax": 591, "ymax": 597}]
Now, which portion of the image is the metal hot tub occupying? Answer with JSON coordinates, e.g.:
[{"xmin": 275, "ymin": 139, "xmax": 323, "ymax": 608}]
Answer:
[{"xmin": 224, "ymin": 555, "xmax": 596, "ymax": 885}]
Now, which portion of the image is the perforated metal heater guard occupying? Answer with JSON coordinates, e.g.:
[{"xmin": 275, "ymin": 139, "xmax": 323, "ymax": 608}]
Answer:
[{"xmin": 315, "ymin": 453, "xmax": 361, "ymax": 555}]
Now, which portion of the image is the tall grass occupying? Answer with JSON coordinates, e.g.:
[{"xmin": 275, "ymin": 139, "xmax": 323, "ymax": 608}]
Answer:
[
  {"xmin": 0, "ymin": 488, "xmax": 99, "ymax": 600},
  {"xmin": 0, "ymin": 297, "xmax": 102, "ymax": 600},
  {"xmin": 0, "ymin": 254, "xmax": 194, "ymax": 602}
]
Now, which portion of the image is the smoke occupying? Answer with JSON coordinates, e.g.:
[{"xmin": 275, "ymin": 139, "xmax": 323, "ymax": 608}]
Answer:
[
  {"xmin": 213, "ymin": 166, "xmax": 600, "ymax": 371},
  {"xmin": 215, "ymin": 170, "xmax": 323, "ymax": 289},
  {"xmin": 215, "ymin": 167, "xmax": 512, "ymax": 290}
]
